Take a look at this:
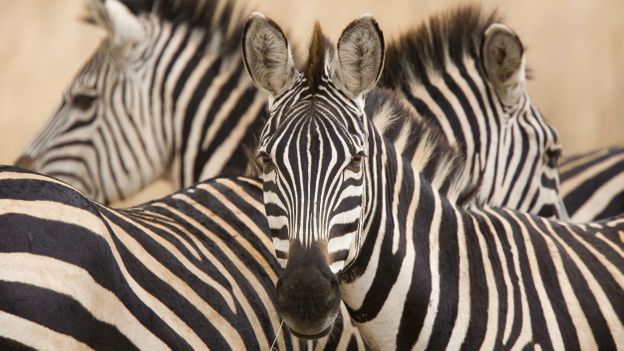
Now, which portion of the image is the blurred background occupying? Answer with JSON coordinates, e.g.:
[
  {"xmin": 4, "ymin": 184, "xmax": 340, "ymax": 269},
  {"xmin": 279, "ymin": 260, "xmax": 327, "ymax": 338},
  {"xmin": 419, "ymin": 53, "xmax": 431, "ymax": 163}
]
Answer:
[{"xmin": 0, "ymin": 0, "xmax": 622, "ymax": 205}]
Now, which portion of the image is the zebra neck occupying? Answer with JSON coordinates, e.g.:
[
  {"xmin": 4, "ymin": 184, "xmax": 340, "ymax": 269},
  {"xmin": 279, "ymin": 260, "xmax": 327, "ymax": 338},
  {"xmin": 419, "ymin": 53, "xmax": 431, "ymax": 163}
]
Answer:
[
  {"xmin": 152, "ymin": 23, "xmax": 267, "ymax": 187},
  {"xmin": 343, "ymin": 117, "xmax": 465, "ymax": 277},
  {"xmin": 339, "ymin": 118, "xmax": 472, "ymax": 344}
]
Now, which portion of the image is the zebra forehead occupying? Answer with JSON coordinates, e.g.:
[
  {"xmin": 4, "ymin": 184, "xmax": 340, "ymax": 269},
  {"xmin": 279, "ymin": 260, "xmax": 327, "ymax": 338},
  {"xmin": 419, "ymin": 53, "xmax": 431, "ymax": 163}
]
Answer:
[{"xmin": 272, "ymin": 117, "xmax": 359, "ymax": 154}]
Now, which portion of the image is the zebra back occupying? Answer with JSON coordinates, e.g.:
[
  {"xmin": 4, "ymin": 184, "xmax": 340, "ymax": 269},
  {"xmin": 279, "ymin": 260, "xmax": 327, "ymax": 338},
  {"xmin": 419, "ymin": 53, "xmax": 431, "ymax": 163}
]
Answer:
[{"xmin": 0, "ymin": 166, "xmax": 367, "ymax": 350}]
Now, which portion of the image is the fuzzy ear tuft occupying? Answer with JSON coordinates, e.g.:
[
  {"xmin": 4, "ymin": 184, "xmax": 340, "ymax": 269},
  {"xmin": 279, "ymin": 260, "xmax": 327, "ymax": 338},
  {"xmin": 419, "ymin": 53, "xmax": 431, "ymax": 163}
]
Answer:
[
  {"xmin": 105, "ymin": 0, "xmax": 145, "ymax": 45},
  {"xmin": 82, "ymin": 0, "xmax": 145, "ymax": 48},
  {"xmin": 335, "ymin": 15, "xmax": 385, "ymax": 98},
  {"xmin": 242, "ymin": 13, "xmax": 298, "ymax": 97},
  {"xmin": 482, "ymin": 23, "xmax": 525, "ymax": 105}
]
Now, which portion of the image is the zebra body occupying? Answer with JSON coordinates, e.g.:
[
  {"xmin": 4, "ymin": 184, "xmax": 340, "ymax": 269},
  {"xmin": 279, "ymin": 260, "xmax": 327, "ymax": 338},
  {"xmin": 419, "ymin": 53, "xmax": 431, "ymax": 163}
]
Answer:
[
  {"xmin": 560, "ymin": 145, "xmax": 624, "ymax": 222},
  {"xmin": 242, "ymin": 13, "xmax": 624, "ymax": 350},
  {"xmin": 0, "ymin": 166, "xmax": 367, "ymax": 350},
  {"xmin": 16, "ymin": 0, "xmax": 267, "ymax": 204},
  {"xmin": 379, "ymin": 6, "xmax": 566, "ymax": 218}
]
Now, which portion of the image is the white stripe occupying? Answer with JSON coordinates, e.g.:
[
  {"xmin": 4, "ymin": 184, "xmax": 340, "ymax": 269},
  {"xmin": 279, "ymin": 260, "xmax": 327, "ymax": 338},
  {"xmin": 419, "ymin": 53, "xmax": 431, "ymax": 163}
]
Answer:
[
  {"xmin": 447, "ymin": 213, "xmax": 471, "ymax": 348},
  {"xmin": 0, "ymin": 311, "xmax": 93, "ymax": 351}
]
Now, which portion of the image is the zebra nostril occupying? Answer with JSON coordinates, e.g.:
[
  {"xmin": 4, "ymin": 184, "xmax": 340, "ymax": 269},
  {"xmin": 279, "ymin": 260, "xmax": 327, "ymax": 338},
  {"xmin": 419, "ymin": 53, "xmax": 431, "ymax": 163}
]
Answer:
[{"xmin": 14, "ymin": 156, "xmax": 35, "ymax": 170}]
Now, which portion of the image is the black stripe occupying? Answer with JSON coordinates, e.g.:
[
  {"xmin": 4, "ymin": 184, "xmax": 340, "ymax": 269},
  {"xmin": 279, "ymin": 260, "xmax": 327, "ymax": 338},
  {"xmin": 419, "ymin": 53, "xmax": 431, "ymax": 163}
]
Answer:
[
  {"xmin": 427, "ymin": 195, "xmax": 460, "ymax": 350},
  {"xmin": 0, "ymin": 337, "xmax": 36, "ymax": 351},
  {"xmin": 395, "ymin": 181, "xmax": 434, "ymax": 349},
  {"xmin": 460, "ymin": 212, "xmax": 489, "ymax": 349}
]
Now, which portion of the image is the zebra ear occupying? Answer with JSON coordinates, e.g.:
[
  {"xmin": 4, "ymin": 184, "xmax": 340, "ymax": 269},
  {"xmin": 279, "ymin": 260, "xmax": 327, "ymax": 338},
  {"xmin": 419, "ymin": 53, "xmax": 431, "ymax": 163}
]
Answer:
[
  {"xmin": 94, "ymin": 0, "xmax": 145, "ymax": 47},
  {"xmin": 334, "ymin": 15, "xmax": 385, "ymax": 98},
  {"xmin": 242, "ymin": 13, "xmax": 298, "ymax": 97},
  {"xmin": 482, "ymin": 24, "xmax": 526, "ymax": 105}
]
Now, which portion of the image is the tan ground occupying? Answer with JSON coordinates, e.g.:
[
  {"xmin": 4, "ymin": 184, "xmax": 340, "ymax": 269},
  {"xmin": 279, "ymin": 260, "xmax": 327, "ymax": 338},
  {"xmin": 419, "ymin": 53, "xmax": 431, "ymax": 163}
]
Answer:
[{"xmin": 0, "ymin": 0, "xmax": 622, "ymax": 206}]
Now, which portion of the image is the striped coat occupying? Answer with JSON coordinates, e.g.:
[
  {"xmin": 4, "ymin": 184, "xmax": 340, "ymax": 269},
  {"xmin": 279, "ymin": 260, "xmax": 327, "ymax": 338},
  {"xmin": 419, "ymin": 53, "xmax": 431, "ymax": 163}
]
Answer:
[
  {"xmin": 560, "ymin": 145, "xmax": 624, "ymax": 222},
  {"xmin": 0, "ymin": 166, "xmax": 367, "ymax": 350},
  {"xmin": 241, "ymin": 12, "xmax": 624, "ymax": 350}
]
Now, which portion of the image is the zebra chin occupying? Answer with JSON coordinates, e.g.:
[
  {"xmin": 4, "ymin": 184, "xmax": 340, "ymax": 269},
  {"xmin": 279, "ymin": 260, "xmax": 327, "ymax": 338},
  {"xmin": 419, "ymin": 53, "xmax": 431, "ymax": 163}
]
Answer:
[{"xmin": 275, "ymin": 240, "xmax": 341, "ymax": 339}]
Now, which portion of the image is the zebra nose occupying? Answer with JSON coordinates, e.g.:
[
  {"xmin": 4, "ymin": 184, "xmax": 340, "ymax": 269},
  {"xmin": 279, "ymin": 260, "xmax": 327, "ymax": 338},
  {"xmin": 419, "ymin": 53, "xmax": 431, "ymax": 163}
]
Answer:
[{"xmin": 14, "ymin": 155, "xmax": 35, "ymax": 170}]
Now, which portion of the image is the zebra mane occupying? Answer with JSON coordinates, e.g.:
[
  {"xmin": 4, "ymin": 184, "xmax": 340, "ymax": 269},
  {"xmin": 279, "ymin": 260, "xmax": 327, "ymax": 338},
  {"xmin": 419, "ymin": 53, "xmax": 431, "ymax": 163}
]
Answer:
[
  {"xmin": 304, "ymin": 21, "xmax": 333, "ymax": 93},
  {"xmin": 85, "ymin": 0, "xmax": 247, "ymax": 55},
  {"xmin": 366, "ymin": 88, "xmax": 480, "ymax": 205},
  {"xmin": 380, "ymin": 4, "xmax": 502, "ymax": 87}
]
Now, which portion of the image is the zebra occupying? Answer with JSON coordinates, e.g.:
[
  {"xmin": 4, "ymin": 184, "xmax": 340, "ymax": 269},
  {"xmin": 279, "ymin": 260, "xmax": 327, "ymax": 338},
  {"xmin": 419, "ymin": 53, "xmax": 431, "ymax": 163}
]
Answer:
[
  {"xmin": 15, "ymin": 0, "xmax": 268, "ymax": 204},
  {"xmin": 16, "ymin": 1, "xmax": 566, "ymax": 222},
  {"xmin": 0, "ymin": 165, "xmax": 368, "ymax": 350},
  {"xmin": 560, "ymin": 145, "xmax": 624, "ymax": 222},
  {"xmin": 241, "ymin": 13, "xmax": 624, "ymax": 349},
  {"xmin": 378, "ymin": 5, "xmax": 567, "ymax": 219}
]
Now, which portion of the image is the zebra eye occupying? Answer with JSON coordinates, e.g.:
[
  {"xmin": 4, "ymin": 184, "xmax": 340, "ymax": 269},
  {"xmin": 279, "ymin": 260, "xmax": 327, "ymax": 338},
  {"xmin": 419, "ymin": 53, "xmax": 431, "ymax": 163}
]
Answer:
[
  {"xmin": 347, "ymin": 153, "xmax": 364, "ymax": 173},
  {"xmin": 72, "ymin": 94, "xmax": 97, "ymax": 111},
  {"xmin": 257, "ymin": 152, "xmax": 274, "ymax": 174},
  {"xmin": 545, "ymin": 144, "xmax": 562, "ymax": 168}
]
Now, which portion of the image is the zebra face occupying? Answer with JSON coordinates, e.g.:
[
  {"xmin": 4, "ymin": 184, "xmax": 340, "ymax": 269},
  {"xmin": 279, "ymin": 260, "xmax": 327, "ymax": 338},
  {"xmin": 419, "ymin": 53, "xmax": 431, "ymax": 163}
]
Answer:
[
  {"xmin": 243, "ymin": 13, "xmax": 384, "ymax": 338},
  {"xmin": 15, "ymin": 0, "xmax": 160, "ymax": 203},
  {"xmin": 258, "ymin": 94, "xmax": 368, "ymax": 272}
]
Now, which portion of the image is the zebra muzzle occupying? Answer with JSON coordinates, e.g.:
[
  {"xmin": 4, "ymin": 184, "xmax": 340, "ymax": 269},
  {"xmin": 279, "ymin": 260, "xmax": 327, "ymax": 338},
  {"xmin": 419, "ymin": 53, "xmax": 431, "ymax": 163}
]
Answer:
[{"xmin": 275, "ymin": 240, "xmax": 341, "ymax": 339}]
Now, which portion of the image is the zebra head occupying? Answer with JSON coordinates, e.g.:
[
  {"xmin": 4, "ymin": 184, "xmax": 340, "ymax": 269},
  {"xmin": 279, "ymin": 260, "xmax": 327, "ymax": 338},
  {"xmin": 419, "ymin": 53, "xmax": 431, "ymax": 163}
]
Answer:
[
  {"xmin": 15, "ymin": 0, "xmax": 159, "ymax": 203},
  {"xmin": 16, "ymin": 0, "xmax": 254, "ymax": 204},
  {"xmin": 242, "ymin": 14, "xmax": 384, "ymax": 338},
  {"xmin": 379, "ymin": 8, "xmax": 567, "ymax": 219},
  {"xmin": 480, "ymin": 23, "xmax": 566, "ymax": 219}
]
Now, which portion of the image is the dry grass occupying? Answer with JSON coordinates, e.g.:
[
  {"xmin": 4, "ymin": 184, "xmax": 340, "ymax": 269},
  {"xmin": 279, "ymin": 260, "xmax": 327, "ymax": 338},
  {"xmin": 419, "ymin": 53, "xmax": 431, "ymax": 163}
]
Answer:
[{"xmin": 0, "ymin": 0, "xmax": 622, "ymax": 206}]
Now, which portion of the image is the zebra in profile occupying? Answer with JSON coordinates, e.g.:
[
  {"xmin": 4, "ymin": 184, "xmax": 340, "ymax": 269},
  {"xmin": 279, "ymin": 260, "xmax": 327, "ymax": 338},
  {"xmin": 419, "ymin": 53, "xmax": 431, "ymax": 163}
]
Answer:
[
  {"xmin": 16, "ymin": 1, "xmax": 566, "ymax": 222},
  {"xmin": 242, "ymin": 13, "xmax": 624, "ymax": 349},
  {"xmin": 379, "ymin": 5, "xmax": 567, "ymax": 219},
  {"xmin": 560, "ymin": 145, "xmax": 624, "ymax": 222},
  {"xmin": 0, "ymin": 166, "xmax": 368, "ymax": 350},
  {"xmin": 15, "ymin": 0, "xmax": 267, "ymax": 204}
]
